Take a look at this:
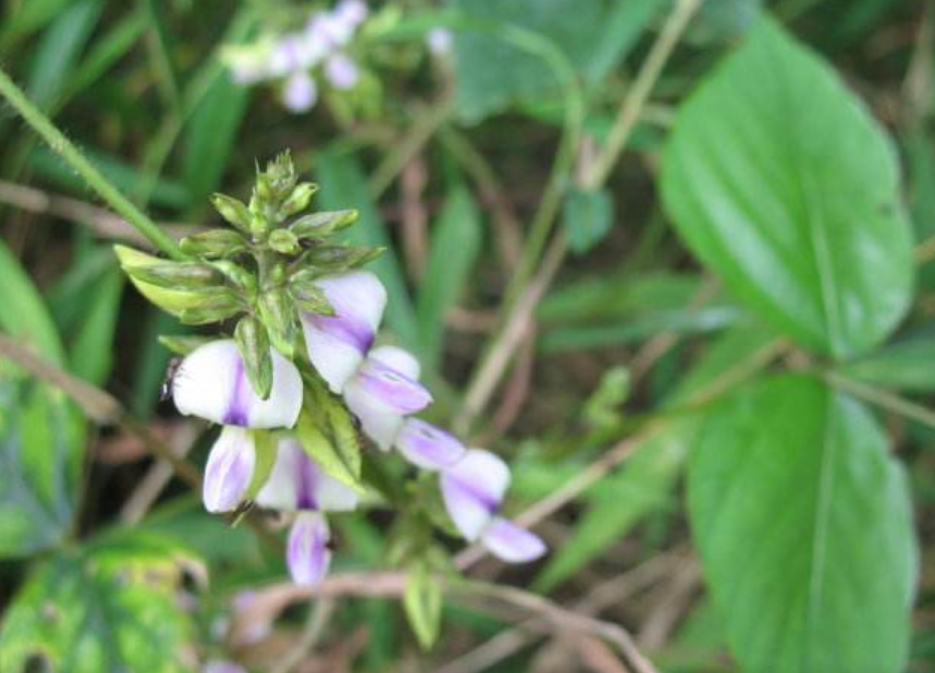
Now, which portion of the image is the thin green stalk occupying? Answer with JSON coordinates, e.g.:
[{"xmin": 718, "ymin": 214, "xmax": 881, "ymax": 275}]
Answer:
[
  {"xmin": 0, "ymin": 64, "xmax": 185, "ymax": 259},
  {"xmin": 823, "ymin": 370, "xmax": 935, "ymax": 432}
]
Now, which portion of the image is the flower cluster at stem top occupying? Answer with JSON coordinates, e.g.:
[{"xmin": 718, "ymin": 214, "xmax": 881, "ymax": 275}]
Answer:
[{"xmin": 115, "ymin": 152, "xmax": 544, "ymax": 587}]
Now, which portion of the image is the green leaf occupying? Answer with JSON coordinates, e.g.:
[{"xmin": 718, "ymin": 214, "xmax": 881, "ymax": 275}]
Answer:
[
  {"xmin": 688, "ymin": 374, "xmax": 916, "ymax": 673},
  {"xmin": 296, "ymin": 380, "xmax": 364, "ymax": 492},
  {"xmin": 244, "ymin": 430, "xmax": 278, "ymax": 500},
  {"xmin": 403, "ymin": 563, "xmax": 443, "ymax": 650},
  {"xmin": 315, "ymin": 147, "xmax": 419, "ymax": 348},
  {"xmin": 0, "ymin": 372, "xmax": 84, "ymax": 558},
  {"xmin": 0, "ymin": 531, "xmax": 200, "ymax": 673},
  {"xmin": 416, "ymin": 186, "xmax": 482, "ymax": 370},
  {"xmin": 180, "ymin": 72, "xmax": 250, "ymax": 209},
  {"xmin": 451, "ymin": 0, "xmax": 648, "ymax": 122},
  {"xmin": 0, "ymin": 237, "xmax": 65, "ymax": 366},
  {"xmin": 25, "ymin": 0, "xmax": 103, "ymax": 111},
  {"xmin": 661, "ymin": 19, "xmax": 913, "ymax": 359},
  {"xmin": 836, "ymin": 339, "xmax": 935, "ymax": 392},
  {"xmin": 563, "ymin": 186, "xmax": 613, "ymax": 255}
]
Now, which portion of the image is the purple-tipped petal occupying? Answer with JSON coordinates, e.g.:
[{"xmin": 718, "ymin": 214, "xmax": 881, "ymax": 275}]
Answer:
[
  {"xmin": 287, "ymin": 512, "xmax": 332, "ymax": 585},
  {"xmin": 203, "ymin": 427, "xmax": 256, "ymax": 513},
  {"xmin": 172, "ymin": 339, "xmax": 303, "ymax": 429},
  {"xmin": 256, "ymin": 438, "xmax": 359, "ymax": 512},
  {"xmin": 343, "ymin": 346, "xmax": 426, "ymax": 449},
  {"xmin": 441, "ymin": 449, "xmax": 510, "ymax": 541},
  {"xmin": 394, "ymin": 419, "xmax": 465, "ymax": 470},
  {"xmin": 324, "ymin": 52, "xmax": 360, "ymax": 90},
  {"xmin": 301, "ymin": 271, "xmax": 386, "ymax": 393},
  {"xmin": 282, "ymin": 71, "xmax": 318, "ymax": 113},
  {"xmin": 481, "ymin": 517, "xmax": 546, "ymax": 563}
]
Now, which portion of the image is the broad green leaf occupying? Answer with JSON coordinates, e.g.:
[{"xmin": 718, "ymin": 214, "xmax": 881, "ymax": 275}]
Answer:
[
  {"xmin": 316, "ymin": 147, "xmax": 419, "ymax": 348},
  {"xmin": 416, "ymin": 186, "xmax": 482, "ymax": 370},
  {"xmin": 180, "ymin": 73, "xmax": 250, "ymax": 209},
  {"xmin": 837, "ymin": 339, "xmax": 935, "ymax": 392},
  {"xmin": 534, "ymin": 420, "xmax": 692, "ymax": 592},
  {"xmin": 661, "ymin": 19, "xmax": 913, "ymax": 359},
  {"xmin": 0, "ymin": 531, "xmax": 199, "ymax": 673},
  {"xmin": 0, "ymin": 238, "xmax": 65, "ymax": 365},
  {"xmin": 563, "ymin": 186, "xmax": 613, "ymax": 254},
  {"xmin": 451, "ymin": 0, "xmax": 654, "ymax": 122},
  {"xmin": 0, "ymin": 371, "xmax": 83, "ymax": 557},
  {"xmin": 688, "ymin": 374, "xmax": 916, "ymax": 673}
]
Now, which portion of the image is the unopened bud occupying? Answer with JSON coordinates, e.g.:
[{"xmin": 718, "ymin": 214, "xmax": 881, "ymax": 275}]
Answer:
[
  {"xmin": 180, "ymin": 228, "xmax": 248, "ymax": 258},
  {"xmin": 289, "ymin": 209, "xmax": 358, "ymax": 240},
  {"xmin": 211, "ymin": 194, "xmax": 252, "ymax": 233},
  {"xmin": 281, "ymin": 182, "xmax": 318, "ymax": 218}
]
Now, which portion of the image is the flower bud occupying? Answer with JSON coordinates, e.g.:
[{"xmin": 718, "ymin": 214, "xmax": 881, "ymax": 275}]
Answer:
[
  {"xmin": 179, "ymin": 228, "xmax": 248, "ymax": 258},
  {"xmin": 289, "ymin": 209, "xmax": 358, "ymax": 240},
  {"xmin": 178, "ymin": 291, "xmax": 243, "ymax": 325},
  {"xmin": 268, "ymin": 228, "xmax": 300, "ymax": 255},
  {"xmin": 281, "ymin": 182, "xmax": 318, "ymax": 218},
  {"xmin": 115, "ymin": 245, "xmax": 214, "ymax": 317},
  {"xmin": 234, "ymin": 316, "xmax": 273, "ymax": 399},
  {"xmin": 211, "ymin": 194, "xmax": 252, "ymax": 233},
  {"xmin": 211, "ymin": 260, "xmax": 257, "ymax": 295},
  {"xmin": 259, "ymin": 289, "xmax": 297, "ymax": 357},
  {"xmin": 303, "ymin": 245, "xmax": 384, "ymax": 274},
  {"xmin": 288, "ymin": 277, "xmax": 334, "ymax": 315},
  {"xmin": 127, "ymin": 261, "xmax": 225, "ymax": 290}
]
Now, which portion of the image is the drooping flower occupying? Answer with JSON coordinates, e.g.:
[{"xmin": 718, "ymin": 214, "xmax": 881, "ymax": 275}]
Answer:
[
  {"xmin": 324, "ymin": 52, "xmax": 360, "ymax": 89},
  {"xmin": 282, "ymin": 71, "xmax": 319, "ymax": 113},
  {"xmin": 394, "ymin": 418, "xmax": 466, "ymax": 470},
  {"xmin": 300, "ymin": 270, "xmax": 386, "ymax": 393},
  {"xmin": 256, "ymin": 438, "xmax": 359, "ymax": 585},
  {"xmin": 203, "ymin": 427, "xmax": 257, "ymax": 513},
  {"xmin": 344, "ymin": 346, "xmax": 433, "ymax": 450},
  {"xmin": 440, "ymin": 449, "xmax": 546, "ymax": 562},
  {"xmin": 172, "ymin": 339, "xmax": 303, "ymax": 429}
]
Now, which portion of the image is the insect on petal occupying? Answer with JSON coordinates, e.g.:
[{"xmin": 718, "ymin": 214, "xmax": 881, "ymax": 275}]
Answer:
[{"xmin": 203, "ymin": 427, "xmax": 256, "ymax": 513}]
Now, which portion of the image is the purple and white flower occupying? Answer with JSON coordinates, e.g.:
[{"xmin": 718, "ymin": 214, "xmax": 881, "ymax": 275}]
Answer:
[
  {"xmin": 283, "ymin": 71, "xmax": 318, "ymax": 112},
  {"xmin": 426, "ymin": 28, "xmax": 453, "ymax": 57},
  {"xmin": 203, "ymin": 426, "xmax": 257, "ymax": 513},
  {"xmin": 440, "ymin": 449, "xmax": 546, "ymax": 563},
  {"xmin": 300, "ymin": 270, "xmax": 386, "ymax": 394},
  {"xmin": 172, "ymin": 339, "xmax": 303, "ymax": 429},
  {"xmin": 256, "ymin": 438, "xmax": 359, "ymax": 585},
  {"xmin": 394, "ymin": 418, "xmax": 465, "ymax": 470},
  {"xmin": 344, "ymin": 346, "xmax": 432, "ymax": 450}
]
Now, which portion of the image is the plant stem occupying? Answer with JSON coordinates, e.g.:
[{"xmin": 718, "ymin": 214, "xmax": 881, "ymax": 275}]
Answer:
[
  {"xmin": 0, "ymin": 65, "xmax": 185, "ymax": 260},
  {"xmin": 823, "ymin": 370, "xmax": 935, "ymax": 432}
]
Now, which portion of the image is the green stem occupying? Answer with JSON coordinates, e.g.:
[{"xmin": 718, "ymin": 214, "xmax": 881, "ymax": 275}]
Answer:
[
  {"xmin": 0, "ymin": 65, "xmax": 185, "ymax": 260},
  {"xmin": 823, "ymin": 370, "xmax": 935, "ymax": 432}
]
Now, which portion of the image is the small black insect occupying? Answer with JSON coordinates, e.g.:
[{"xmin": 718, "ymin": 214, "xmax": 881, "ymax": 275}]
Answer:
[{"xmin": 160, "ymin": 357, "xmax": 183, "ymax": 402}]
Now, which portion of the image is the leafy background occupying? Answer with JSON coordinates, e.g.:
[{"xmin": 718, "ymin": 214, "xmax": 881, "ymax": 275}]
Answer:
[{"xmin": 1, "ymin": 0, "xmax": 934, "ymax": 672}]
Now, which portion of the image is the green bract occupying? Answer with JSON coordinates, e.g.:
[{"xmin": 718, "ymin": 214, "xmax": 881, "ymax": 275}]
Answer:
[{"xmin": 115, "ymin": 152, "xmax": 383, "ymax": 399}]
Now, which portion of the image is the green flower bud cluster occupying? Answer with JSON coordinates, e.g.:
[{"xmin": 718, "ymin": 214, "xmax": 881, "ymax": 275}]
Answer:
[{"xmin": 115, "ymin": 151, "xmax": 384, "ymax": 400}]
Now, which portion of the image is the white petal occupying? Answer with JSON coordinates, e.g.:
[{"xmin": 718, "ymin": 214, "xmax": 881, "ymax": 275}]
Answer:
[
  {"xmin": 344, "ymin": 379, "xmax": 405, "ymax": 450},
  {"xmin": 394, "ymin": 419, "xmax": 465, "ymax": 470},
  {"xmin": 256, "ymin": 438, "xmax": 359, "ymax": 512},
  {"xmin": 440, "ymin": 449, "xmax": 510, "ymax": 541},
  {"xmin": 287, "ymin": 512, "xmax": 331, "ymax": 585},
  {"xmin": 172, "ymin": 339, "xmax": 303, "ymax": 429},
  {"xmin": 368, "ymin": 345, "xmax": 421, "ymax": 379},
  {"xmin": 203, "ymin": 427, "xmax": 255, "ymax": 513},
  {"xmin": 301, "ymin": 271, "xmax": 386, "ymax": 393},
  {"xmin": 481, "ymin": 517, "xmax": 546, "ymax": 563}
]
